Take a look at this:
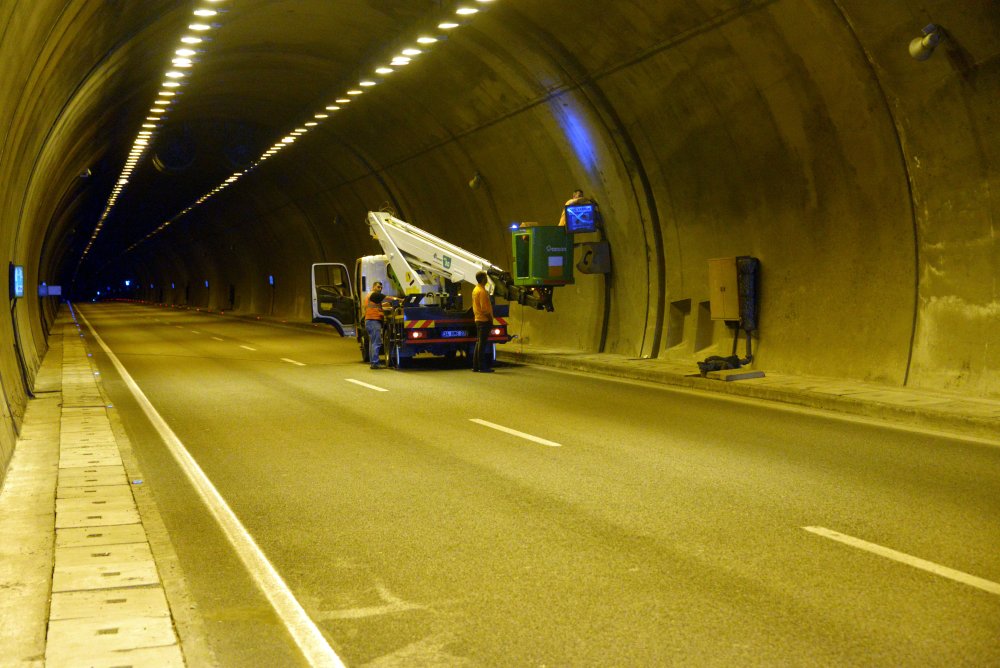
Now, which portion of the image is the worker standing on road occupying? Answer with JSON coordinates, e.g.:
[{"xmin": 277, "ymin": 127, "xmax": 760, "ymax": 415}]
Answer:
[
  {"xmin": 365, "ymin": 281, "xmax": 395, "ymax": 369},
  {"xmin": 472, "ymin": 271, "xmax": 494, "ymax": 373}
]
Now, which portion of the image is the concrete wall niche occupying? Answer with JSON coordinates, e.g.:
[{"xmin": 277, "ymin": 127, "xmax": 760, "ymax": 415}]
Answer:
[{"xmin": 665, "ymin": 299, "xmax": 691, "ymax": 351}]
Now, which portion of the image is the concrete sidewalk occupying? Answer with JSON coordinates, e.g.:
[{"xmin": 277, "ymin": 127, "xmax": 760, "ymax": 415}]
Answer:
[
  {"xmin": 498, "ymin": 345, "xmax": 1000, "ymax": 442},
  {"xmin": 0, "ymin": 312, "xmax": 184, "ymax": 667}
]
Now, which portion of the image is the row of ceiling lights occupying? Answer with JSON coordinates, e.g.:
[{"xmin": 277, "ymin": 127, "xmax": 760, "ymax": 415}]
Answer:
[
  {"xmin": 77, "ymin": 1, "xmax": 229, "ymax": 273},
  {"xmin": 125, "ymin": 0, "xmax": 497, "ymax": 253}
]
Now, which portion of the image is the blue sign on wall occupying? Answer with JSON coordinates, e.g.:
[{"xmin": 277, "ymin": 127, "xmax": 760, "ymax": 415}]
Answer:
[{"xmin": 10, "ymin": 264, "xmax": 24, "ymax": 299}]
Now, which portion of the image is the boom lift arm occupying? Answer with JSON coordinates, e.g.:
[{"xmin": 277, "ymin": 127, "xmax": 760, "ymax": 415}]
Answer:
[{"xmin": 366, "ymin": 211, "xmax": 554, "ymax": 310}]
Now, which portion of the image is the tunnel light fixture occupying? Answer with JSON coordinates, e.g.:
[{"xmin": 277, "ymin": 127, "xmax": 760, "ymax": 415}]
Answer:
[
  {"xmin": 119, "ymin": 1, "xmax": 495, "ymax": 258},
  {"xmin": 77, "ymin": 0, "xmax": 234, "ymax": 276}
]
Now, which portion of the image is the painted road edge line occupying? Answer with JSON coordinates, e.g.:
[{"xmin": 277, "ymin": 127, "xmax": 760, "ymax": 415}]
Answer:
[
  {"xmin": 77, "ymin": 308, "xmax": 345, "ymax": 668},
  {"xmin": 803, "ymin": 526, "xmax": 1000, "ymax": 596},
  {"xmin": 281, "ymin": 358, "xmax": 306, "ymax": 367},
  {"xmin": 345, "ymin": 379, "xmax": 388, "ymax": 392},
  {"xmin": 469, "ymin": 418, "xmax": 561, "ymax": 447}
]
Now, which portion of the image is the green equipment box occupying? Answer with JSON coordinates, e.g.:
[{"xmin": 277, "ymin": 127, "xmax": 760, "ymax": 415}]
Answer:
[{"xmin": 511, "ymin": 226, "xmax": 574, "ymax": 286}]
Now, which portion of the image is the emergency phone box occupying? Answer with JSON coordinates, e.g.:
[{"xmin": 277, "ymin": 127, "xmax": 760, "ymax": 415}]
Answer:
[{"xmin": 511, "ymin": 226, "xmax": 574, "ymax": 286}]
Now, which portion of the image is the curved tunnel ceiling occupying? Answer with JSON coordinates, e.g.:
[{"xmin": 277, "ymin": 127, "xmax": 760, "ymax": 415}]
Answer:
[{"xmin": 8, "ymin": 0, "xmax": 1000, "ymax": 395}]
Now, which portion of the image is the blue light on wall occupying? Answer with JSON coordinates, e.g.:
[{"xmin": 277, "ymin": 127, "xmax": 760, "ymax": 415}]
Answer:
[
  {"xmin": 204, "ymin": 280, "xmax": 209, "ymax": 288},
  {"xmin": 11, "ymin": 265, "xmax": 24, "ymax": 299},
  {"xmin": 551, "ymin": 102, "xmax": 599, "ymax": 177},
  {"xmin": 124, "ymin": 279, "xmax": 131, "ymax": 287},
  {"xmin": 268, "ymin": 275, "xmax": 274, "ymax": 286}
]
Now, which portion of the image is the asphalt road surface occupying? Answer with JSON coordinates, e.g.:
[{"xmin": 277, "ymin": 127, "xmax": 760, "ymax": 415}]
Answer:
[{"xmin": 76, "ymin": 302, "xmax": 1000, "ymax": 667}]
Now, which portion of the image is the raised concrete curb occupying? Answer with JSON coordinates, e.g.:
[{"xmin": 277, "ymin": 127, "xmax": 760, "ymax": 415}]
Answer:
[{"xmin": 498, "ymin": 348, "xmax": 1000, "ymax": 441}]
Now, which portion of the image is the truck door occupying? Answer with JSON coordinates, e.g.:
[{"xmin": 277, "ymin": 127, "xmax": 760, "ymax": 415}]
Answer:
[{"xmin": 311, "ymin": 263, "xmax": 356, "ymax": 336}]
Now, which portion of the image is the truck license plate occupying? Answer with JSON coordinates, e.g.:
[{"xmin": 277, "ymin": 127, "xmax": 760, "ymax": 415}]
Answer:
[{"xmin": 441, "ymin": 330, "xmax": 466, "ymax": 338}]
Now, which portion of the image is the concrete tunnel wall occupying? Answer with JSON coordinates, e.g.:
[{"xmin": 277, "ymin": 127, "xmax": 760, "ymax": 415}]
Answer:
[{"xmin": 2, "ymin": 1, "xmax": 999, "ymax": 480}]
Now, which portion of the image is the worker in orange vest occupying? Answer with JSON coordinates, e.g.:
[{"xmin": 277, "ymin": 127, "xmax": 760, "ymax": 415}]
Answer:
[
  {"xmin": 364, "ymin": 281, "xmax": 398, "ymax": 368},
  {"xmin": 472, "ymin": 271, "xmax": 494, "ymax": 373}
]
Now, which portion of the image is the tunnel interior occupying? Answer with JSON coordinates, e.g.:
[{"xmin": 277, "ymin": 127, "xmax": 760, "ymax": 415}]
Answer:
[{"xmin": 1, "ymin": 1, "xmax": 999, "ymax": 472}]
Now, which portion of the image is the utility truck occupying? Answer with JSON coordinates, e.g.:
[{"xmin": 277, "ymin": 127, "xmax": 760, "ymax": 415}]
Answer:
[{"xmin": 311, "ymin": 210, "xmax": 573, "ymax": 368}]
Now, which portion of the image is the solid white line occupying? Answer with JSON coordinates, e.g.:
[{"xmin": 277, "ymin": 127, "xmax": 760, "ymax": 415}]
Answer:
[
  {"xmin": 803, "ymin": 526, "xmax": 1000, "ymax": 596},
  {"xmin": 281, "ymin": 358, "xmax": 306, "ymax": 367},
  {"xmin": 345, "ymin": 379, "xmax": 388, "ymax": 392},
  {"xmin": 212, "ymin": 337, "xmax": 224, "ymax": 341},
  {"xmin": 76, "ymin": 308, "xmax": 345, "ymax": 667},
  {"xmin": 469, "ymin": 418, "xmax": 561, "ymax": 447},
  {"xmin": 240, "ymin": 345, "xmax": 257, "ymax": 351}
]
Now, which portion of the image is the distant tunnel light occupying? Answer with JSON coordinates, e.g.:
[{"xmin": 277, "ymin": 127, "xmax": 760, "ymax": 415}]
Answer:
[{"xmin": 124, "ymin": 0, "xmax": 496, "ymax": 259}]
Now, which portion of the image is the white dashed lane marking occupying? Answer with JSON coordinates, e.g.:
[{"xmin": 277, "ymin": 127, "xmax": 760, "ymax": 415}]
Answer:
[
  {"xmin": 281, "ymin": 358, "xmax": 306, "ymax": 367},
  {"xmin": 345, "ymin": 379, "xmax": 388, "ymax": 392},
  {"xmin": 468, "ymin": 419, "xmax": 561, "ymax": 447},
  {"xmin": 803, "ymin": 526, "xmax": 1000, "ymax": 596},
  {"xmin": 240, "ymin": 345, "xmax": 257, "ymax": 351}
]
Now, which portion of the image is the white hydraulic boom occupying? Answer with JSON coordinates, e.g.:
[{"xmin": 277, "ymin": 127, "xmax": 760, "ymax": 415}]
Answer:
[{"xmin": 366, "ymin": 210, "xmax": 554, "ymax": 310}]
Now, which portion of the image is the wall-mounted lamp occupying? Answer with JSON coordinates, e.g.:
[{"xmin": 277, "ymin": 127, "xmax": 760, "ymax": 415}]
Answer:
[
  {"xmin": 909, "ymin": 24, "xmax": 943, "ymax": 61},
  {"xmin": 468, "ymin": 171, "xmax": 483, "ymax": 190}
]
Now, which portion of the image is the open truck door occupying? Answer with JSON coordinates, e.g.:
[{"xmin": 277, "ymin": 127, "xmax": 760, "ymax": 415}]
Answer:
[{"xmin": 311, "ymin": 263, "xmax": 356, "ymax": 337}]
